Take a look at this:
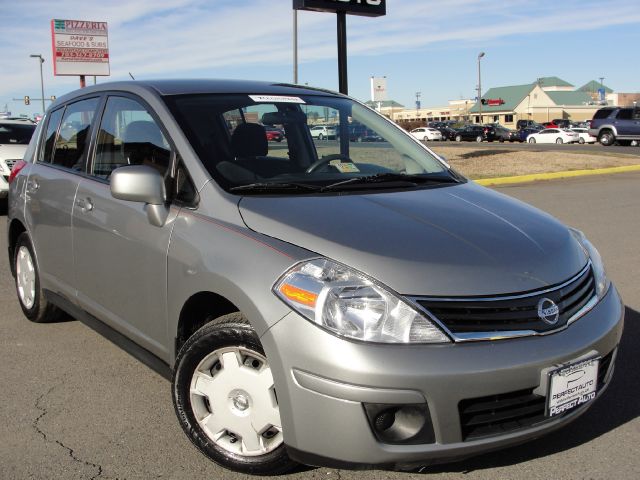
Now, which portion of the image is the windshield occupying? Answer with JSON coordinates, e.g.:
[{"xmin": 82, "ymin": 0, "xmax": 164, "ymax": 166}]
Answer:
[
  {"xmin": 0, "ymin": 123, "xmax": 36, "ymax": 145},
  {"xmin": 165, "ymin": 93, "xmax": 455, "ymax": 192}
]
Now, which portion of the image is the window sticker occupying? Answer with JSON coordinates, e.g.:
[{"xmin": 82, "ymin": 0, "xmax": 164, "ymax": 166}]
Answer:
[
  {"xmin": 249, "ymin": 95, "xmax": 306, "ymax": 104},
  {"xmin": 331, "ymin": 161, "xmax": 360, "ymax": 173}
]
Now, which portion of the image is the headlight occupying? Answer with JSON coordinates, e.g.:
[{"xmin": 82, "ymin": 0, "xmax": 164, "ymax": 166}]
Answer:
[
  {"xmin": 273, "ymin": 258, "xmax": 450, "ymax": 344},
  {"xmin": 570, "ymin": 228, "xmax": 609, "ymax": 299}
]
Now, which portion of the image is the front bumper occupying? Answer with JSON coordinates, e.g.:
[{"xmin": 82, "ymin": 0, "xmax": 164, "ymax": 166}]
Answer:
[{"xmin": 260, "ymin": 286, "xmax": 624, "ymax": 468}]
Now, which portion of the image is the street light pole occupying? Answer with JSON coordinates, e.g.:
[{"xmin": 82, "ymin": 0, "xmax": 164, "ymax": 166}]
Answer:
[
  {"xmin": 477, "ymin": 52, "xmax": 485, "ymax": 124},
  {"xmin": 30, "ymin": 54, "xmax": 46, "ymax": 115}
]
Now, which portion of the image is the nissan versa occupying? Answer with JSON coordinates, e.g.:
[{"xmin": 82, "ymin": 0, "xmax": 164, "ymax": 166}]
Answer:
[{"xmin": 7, "ymin": 80, "xmax": 623, "ymax": 475}]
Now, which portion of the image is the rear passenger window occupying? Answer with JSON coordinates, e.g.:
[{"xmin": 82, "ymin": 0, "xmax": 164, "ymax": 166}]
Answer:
[
  {"xmin": 51, "ymin": 98, "xmax": 99, "ymax": 170},
  {"xmin": 93, "ymin": 96, "xmax": 171, "ymax": 180},
  {"xmin": 40, "ymin": 108, "xmax": 64, "ymax": 163}
]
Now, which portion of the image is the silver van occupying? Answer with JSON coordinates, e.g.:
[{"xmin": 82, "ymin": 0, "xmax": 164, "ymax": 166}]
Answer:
[{"xmin": 8, "ymin": 80, "xmax": 623, "ymax": 474}]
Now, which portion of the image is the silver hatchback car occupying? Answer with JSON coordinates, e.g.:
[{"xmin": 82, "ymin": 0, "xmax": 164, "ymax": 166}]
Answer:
[{"xmin": 8, "ymin": 80, "xmax": 623, "ymax": 475}]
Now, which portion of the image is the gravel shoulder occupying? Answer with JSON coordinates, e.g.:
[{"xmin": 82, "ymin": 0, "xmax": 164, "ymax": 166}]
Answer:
[{"xmin": 428, "ymin": 145, "xmax": 640, "ymax": 179}]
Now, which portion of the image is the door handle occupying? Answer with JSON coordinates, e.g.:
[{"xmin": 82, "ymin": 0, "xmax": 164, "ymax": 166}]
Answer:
[{"xmin": 76, "ymin": 197, "xmax": 94, "ymax": 213}]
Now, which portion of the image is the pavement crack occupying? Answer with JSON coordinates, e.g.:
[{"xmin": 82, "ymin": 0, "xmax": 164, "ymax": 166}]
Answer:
[{"xmin": 32, "ymin": 382, "xmax": 105, "ymax": 479}]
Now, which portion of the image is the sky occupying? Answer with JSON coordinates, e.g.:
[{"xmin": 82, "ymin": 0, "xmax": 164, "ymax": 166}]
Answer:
[{"xmin": 1, "ymin": 0, "xmax": 639, "ymax": 117}]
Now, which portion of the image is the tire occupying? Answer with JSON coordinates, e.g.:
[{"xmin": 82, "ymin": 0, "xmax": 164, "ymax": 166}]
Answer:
[
  {"xmin": 578, "ymin": 138, "xmax": 585, "ymax": 144},
  {"xmin": 598, "ymin": 130, "xmax": 614, "ymax": 146},
  {"xmin": 172, "ymin": 313, "xmax": 296, "ymax": 475},
  {"xmin": 318, "ymin": 133, "xmax": 324, "ymax": 140},
  {"xmin": 14, "ymin": 232, "xmax": 63, "ymax": 323},
  {"xmin": 529, "ymin": 138, "xmax": 536, "ymax": 144},
  {"xmin": 357, "ymin": 137, "xmax": 363, "ymax": 143},
  {"xmin": 476, "ymin": 135, "xmax": 483, "ymax": 143},
  {"xmin": 556, "ymin": 138, "xmax": 563, "ymax": 144},
  {"xmin": 455, "ymin": 135, "xmax": 462, "ymax": 142}
]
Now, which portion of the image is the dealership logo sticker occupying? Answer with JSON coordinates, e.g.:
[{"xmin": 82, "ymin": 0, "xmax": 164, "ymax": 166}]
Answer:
[
  {"xmin": 249, "ymin": 95, "xmax": 305, "ymax": 104},
  {"xmin": 537, "ymin": 298, "xmax": 560, "ymax": 325}
]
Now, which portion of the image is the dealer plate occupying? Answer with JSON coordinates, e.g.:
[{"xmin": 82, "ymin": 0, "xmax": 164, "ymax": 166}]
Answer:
[{"xmin": 547, "ymin": 357, "xmax": 599, "ymax": 417}]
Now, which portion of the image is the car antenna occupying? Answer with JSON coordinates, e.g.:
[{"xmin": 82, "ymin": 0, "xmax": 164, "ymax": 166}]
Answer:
[{"xmin": 128, "ymin": 72, "xmax": 136, "ymax": 80}]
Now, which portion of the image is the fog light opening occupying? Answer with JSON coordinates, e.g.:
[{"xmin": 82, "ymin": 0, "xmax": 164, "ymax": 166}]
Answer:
[{"xmin": 364, "ymin": 403, "xmax": 435, "ymax": 445}]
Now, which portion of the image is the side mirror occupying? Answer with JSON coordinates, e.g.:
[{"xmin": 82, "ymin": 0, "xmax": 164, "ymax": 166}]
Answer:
[{"xmin": 110, "ymin": 165, "xmax": 169, "ymax": 227}]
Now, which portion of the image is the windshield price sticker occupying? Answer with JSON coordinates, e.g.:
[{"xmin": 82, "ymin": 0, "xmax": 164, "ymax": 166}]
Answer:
[
  {"xmin": 547, "ymin": 357, "xmax": 599, "ymax": 417},
  {"xmin": 331, "ymin": 161, "xmax": 360, "ymax": 173},
  {"xmin": 249, "ymin": 95, "xmax": 306, "ymax": 104}
]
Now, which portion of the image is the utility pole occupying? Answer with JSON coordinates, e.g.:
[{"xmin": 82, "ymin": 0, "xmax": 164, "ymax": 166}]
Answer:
[
  {"xmin": 415, "ymin": 92, "xmax": 421, "ymax": 113},
  {"xmin": 477, "ymin": 52, "xmax": 485, "ymax": 124},
  {"xmin": 293, "ymin": 10, "xmax": 298, "ymax": 84},
  {"xmin": 29, "ymin": 54, "xmax": 46, "ymax": 114}
]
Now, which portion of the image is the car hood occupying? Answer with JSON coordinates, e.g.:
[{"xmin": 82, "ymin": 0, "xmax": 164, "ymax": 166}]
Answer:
[{"xmin": 239, "ymin": 182, "xmax": 588, "ymax": 296}]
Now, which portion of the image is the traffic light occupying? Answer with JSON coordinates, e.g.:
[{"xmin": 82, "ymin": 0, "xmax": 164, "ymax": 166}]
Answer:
[{"xmin": 24, "ymin": 96, "xmax": 30, "ymax": 105}]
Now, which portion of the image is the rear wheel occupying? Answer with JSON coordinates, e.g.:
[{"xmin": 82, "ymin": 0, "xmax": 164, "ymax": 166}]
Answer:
[
  {"xmin": 318, "ymin": 133, "xmax": 324, "ymax": 140},
  {"xmin": 556, "ymin": 138, "xmax": 563, "ymax": 144},
  {"xmin": 598, "ymin": 130, "xmax": 614, "ymax": 146},
  {"xmin": 172, "ymin": 313, "xmax": 296, "ymax": 475},
  {"xmin": 14, "ymin": 233, "xmax": 63, "ymax": 323},
  {"xmin": 578, "ymin": 137, "xmax": 585, "ymax": 144},
  {"xmin": 476, "ymin": 135, "xmax": 483, "ymax": 142},
  {"xmin": 455, "ymin": 135, "xmax": 462, "ymax": 142}
]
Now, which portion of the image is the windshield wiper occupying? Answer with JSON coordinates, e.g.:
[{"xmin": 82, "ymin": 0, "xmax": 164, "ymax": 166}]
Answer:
[
  {"xmin": 320, "ymin": 172, "xmax": 458, "ymax": 192},
  {"xmin": 230, "ymin": 182, "xmax": 321, "ymax": 193}
]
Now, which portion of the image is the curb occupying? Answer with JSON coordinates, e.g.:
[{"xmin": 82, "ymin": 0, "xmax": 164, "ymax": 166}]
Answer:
[{"xmin": 475, "ymin": 164, "xmax": 640, "ymax": 186}]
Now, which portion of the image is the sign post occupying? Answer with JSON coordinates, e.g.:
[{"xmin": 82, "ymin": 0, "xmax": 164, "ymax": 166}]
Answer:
[
  {"xmin": 293, "ymin": 1, "xmax": 386, "ymax": 95},
  {"xmin": 51, "ymin": 19, "xmax": 110, "ymax": 88}
]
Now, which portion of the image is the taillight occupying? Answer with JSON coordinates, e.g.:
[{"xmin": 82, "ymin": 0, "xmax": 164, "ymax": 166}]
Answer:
[{"xmin": 8, "ymin": 160, "xmax": 27, "ymax": 184}]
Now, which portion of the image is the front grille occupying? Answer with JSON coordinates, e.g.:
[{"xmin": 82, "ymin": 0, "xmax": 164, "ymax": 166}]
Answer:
[
  {"xmin": 459, "ymin": 388, "xmax": 546, "ymax": 440},
  {"xmin": 460, "ymin": 348, "xmax": 616, "ymax": 441},
  {"xmin": 417, "ymin": 265, "xmax": 595, "ymax": 336}
]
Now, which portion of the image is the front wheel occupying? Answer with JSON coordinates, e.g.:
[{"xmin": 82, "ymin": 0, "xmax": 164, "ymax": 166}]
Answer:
[
  {"xmin": 578, "ymin": 138, "xmax": 585, "ymax": 144},
  {"xmin": 556, "ymin": 138, "xmax": 563, "ymax": 144},
  {"xmin": 529, "ymin": 138, "xmax": 536, "ymax": 143},
  {"xmin": 172, "ymin": 313, "xmax": 296, "ymax": 475},
  {"xmin": 14, "ymin": 233, "xmax": 63, "ymax": 323},
  {"xmin": 598, "ymin": 130, "xmax": 614, "ymax": 146},
  {"xmin": 318, "ymin": 133, "xmax": 324, "ymax": 140},
  {"xmin": 455, "ymin": 135, "xmax": 462, "ymax": 142},
  {"xmin": 476, "ymin": 135, "xmax": 483, "ymax": 142}
]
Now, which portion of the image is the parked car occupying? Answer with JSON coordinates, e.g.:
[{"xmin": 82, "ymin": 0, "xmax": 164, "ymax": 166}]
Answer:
[
  {"xmin": 518, "ymin": 126, "xmax": 543, "ymax": 142},
  {"xmin": 453, "ymin": 125, "xmax": 486, "ymax": 142},
  {"xmin": 506, "ymin": 129, "xmax": 522, "ymax": 142},
  {"xmin": 8, "ymin": 79, "xmax": 622, "ymax": 475},
  {"xmin": 264, "ymin": 125, "xmax": 284, "ymax": 142},
  {"xmin": 310, "ymin": 125, "xmax": 337, "ymax": 140},
  {"xmin": 542, "ymin": 121, "xmax": 559, "ymax": 129},
  {"xmin": 349, "ymin": 124, "xmax": 383, "ymax": 142},
  {"xmin": 570, "ymin": 128, "xmax": 597, "ymax": 144},
  {"xmin": 516, "ymin": 119, "xmax": 543, "ymax": 130},
  {"xmin": 552, "ymin": 119, "xmax": 572, "ymax": 129},
  {"xmin": 486, "ymin": 125, "xmax": 512, "ymax": 142},
  {"xmin": 435, "ymin": 126, "xmax": 458, "ymax": 141},
  {"xmin": 588, "ymin": 106, "xmax": 640, "ymax": 146},
  {"xmin": 409, "ymin": 127, "xmax": 443, "ymax": 141},
  {"xmin": 526, "ymin": 128, "xmax": 579, "ymax": 144},
  {"xmin": 0, "ymin": 119, "xmax": 37, "ymax": 200}
]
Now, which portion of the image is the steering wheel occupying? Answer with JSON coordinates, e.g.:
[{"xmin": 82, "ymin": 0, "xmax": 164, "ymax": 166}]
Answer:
[{"xmin": 306, "ymin": 154, "xmax": 352, "ymax": 173}]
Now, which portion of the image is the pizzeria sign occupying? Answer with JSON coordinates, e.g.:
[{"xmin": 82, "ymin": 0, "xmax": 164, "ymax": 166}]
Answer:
[{"xmin": 51, "ymin": 19, "xmax": 110, "ymax": 76}]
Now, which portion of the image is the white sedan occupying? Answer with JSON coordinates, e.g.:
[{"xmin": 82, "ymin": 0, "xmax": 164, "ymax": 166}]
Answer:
[
  {"xmin": 409, "ymin": 127, "xmax": 443, "ymax": 141},
  {"xmin": 526, "ymin": 128, "xmax": 579, "ymax": 144},
  {"xmin": 570, "ymin": 128, "xmax": 597, "ymax": 144}
]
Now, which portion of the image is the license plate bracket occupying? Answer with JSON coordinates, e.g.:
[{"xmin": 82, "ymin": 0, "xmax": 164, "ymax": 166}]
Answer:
[{"xmin": 546, "ymin": 357, "xmax": 599, "ymax": 417}]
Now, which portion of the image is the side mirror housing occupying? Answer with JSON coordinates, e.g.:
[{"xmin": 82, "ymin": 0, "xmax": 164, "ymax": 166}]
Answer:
[{"xmin": 110, "ymin": 165, "xmax": 169, "ymax": 227}]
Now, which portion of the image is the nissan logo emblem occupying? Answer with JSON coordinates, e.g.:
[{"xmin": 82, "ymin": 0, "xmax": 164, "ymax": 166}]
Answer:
[{"xmin": 537, "ymin": 298, "xmax": 560, "ymax": 325}]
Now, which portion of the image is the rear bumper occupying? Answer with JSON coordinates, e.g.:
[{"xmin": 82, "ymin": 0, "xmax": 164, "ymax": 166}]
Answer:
[{"xmin": 261, "ymin": 286, "xmax": 624, "ymax": 468}]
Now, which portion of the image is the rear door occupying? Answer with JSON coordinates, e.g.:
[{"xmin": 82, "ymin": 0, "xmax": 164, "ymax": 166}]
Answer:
[
  {"xmin": 615, "ymin": 109, "xmax": 633, "ymax": 136},
  {"xmin": 24, "ymin": 97, "xmax": 101, "ymax": 300},
  {"xmin": 72, "ymin": 94, "xmax": 178, "ymax": 358}
]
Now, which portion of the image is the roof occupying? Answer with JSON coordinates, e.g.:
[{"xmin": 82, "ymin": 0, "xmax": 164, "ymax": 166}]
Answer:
[
  {"xmin": 577, "ymin": 80, "xmax": 614, "ymax": 93},
  {"xmin": 469, "ymin": 83, "xmax": 534, "ymax": 113},
  {"xmin": 537, "ymin": 76, "xmax": 574, "ymax": 88},
  {"xmin": 53, "ymin": 79, "xmax": 344, "ymax": 106},
  {"xmin": 546, "ymin": 91, "xmax": 594, "ymax": 106},
  {"xmin": 364, "ymin": 100, "xmax": 405, "ymax": 108}
]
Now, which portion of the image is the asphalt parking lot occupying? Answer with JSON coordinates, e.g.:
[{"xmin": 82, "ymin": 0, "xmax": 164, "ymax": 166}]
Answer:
[{"xmin": 0, "ymin": 172, "xmax": 638, "ymax": 480}]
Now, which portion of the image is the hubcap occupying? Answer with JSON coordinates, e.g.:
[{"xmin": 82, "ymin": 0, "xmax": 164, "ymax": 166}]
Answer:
[
  {"xmin": 16, "ymin": 246, "xmax": 36, "ymax": 309},
  {"xmin": 189, "ymin": 346, "xmax": 283, "ymax": 457}
]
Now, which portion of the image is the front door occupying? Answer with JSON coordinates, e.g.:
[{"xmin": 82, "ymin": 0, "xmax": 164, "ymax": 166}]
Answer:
[{"xmin": 72, "ymin": 95, "xmax": 178, "ymax": 359}]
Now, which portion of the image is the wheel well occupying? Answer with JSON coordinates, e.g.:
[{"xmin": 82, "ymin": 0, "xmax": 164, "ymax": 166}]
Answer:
[
  {"xmin": 8, "ymin": 220, "xmax": 26, "ymax": 277},
  {"xmin": 176, "ymin": 291, "xmax": 240, "ymax": 354}
]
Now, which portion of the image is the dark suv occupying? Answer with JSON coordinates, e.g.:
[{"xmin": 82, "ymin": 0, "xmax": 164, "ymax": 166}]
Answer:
[{"xmin": 588, "ymin": 107, "xmax": 640, "ymax": 146}]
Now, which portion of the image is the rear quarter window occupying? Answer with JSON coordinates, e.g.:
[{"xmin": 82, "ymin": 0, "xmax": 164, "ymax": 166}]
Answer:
[{"xmin": 593, "ymin": 109, "xmax": 614, "ymax": 120}]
